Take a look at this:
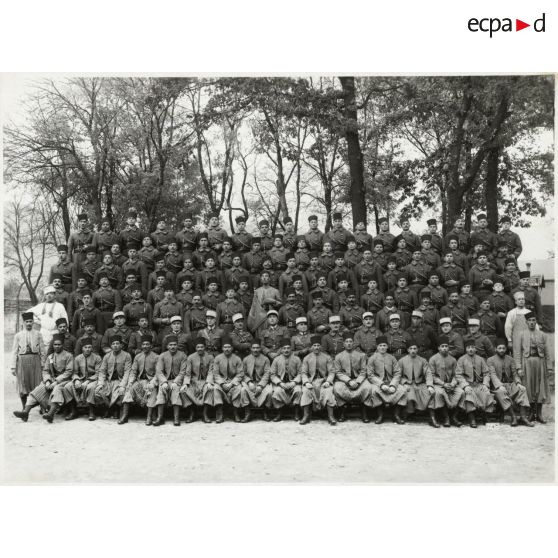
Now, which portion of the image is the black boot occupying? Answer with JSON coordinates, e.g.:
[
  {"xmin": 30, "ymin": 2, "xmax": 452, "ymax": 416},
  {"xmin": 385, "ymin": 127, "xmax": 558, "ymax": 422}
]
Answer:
[
  {"xmin": 241, "ymin": 407, "xmax": 251, "ymax": 423},
  {"xmin": 43, "ymin": 402, "xmax": 60, "ymax": 423},
  {"xmin": 202, "ymin": 404, "xmax": 212, "ymax": 423},
  {"xmin": 518, "ymin": 406, "xmax": 535, "ymax": 427},
  {"xmin": 65, "ymin": 401, "xmax": 79, "ymax": 421},
  {"xmin": 112, "ymin": 406, "xmax": 121, "ymax": 419},
  {"xmin": 145, "ymin": 407, "xmax": 154, "ymax": 426},
  {"xmin": 467, "ymin": 411, "xmax": 477, "ymax": 428},
  {"xmin": 300, "ymin": 405, "xmax": 312, "ymax": 425},
  {"xmin": 375, "ymin": 406, "xmax": 384, "ymax": 424},
  {"xmin": 185, "ymin": 407, "xmax": 195, "ymax": 423},
  {"xmin": 88, "ymin": 404, "xmax": 97, "ymax": 421},
  {"xmin": 173, "ymin": 405, "xmax": 181, "ymax": 426},
  {"xmin": 441, "ymin": 408, "xmax": 451, "ymax": 427},
  {"xmin": 272, "ymin": 408, "xmax": 282, "ymax": 422},
  {"xmin": 294, "ymin": 406, "xmax": 301, "ymax": 421},
  {"xmin": 361, "ymin": 406, "xmax": 370, "ymax": 423},
  {"xmin": 337, "ymin": 407, "xmax": 346, "ymax": 422},
  {"xmin": 13, "ymin": 402, "xmax": 36, "ymax": 422},
  {"xmin": 263, "ymin": 408, "xmax": 271, "ymax": 422},
  {"xmin": 509, "ymin": 406, "xmax": 518, "ymax": 427},
  {"xmin": 215, "ymin": 405, "xmax": 224, "ymax": 423},
  {"xmin": 451, "ymin": 409, "xmax": 462, "ymax": 427},
  {"xmin": 393, "ymin": 406, "xmax": 405, "ymax": 425},
  {"xmin": 429, "ymin": 409, "xmax": 440, "ymax": 428},
  {"xmin": 153, "ymin": 404, "xmax": 165, "ymax": 426},
  {"xmin": 528, "ymin": 403, "xmax": 536, "ymax": 422},
  {"xmin": 326, "ymin": 405, "xmax": 337, "ymax": 425},
  {"xmin": 536, "ymin": 403, "xmax": 546, "ymax": 424},
  {"xmin": 20, "ymin": 394, "xmax": 28, "ymax": 409},
  {"xmin": 233, "ymin": 408, "xmax": 242, "ymax": 422},
  {"xmin": 118, "ymin": 403, "xmax": 130, "ymax": 425}
]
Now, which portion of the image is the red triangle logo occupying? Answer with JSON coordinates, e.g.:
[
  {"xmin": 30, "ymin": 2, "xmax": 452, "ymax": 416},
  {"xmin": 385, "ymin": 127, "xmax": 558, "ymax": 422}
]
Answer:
[{"xmin": 516, "ymin": 19, "xmax": 530, "ymax": 31}]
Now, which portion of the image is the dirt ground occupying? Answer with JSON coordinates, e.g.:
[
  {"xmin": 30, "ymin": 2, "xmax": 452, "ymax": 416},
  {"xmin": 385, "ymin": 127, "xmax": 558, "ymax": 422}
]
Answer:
[{"xmin": 2, "ymin": 365, "xmax": 554, "ymax": 484}]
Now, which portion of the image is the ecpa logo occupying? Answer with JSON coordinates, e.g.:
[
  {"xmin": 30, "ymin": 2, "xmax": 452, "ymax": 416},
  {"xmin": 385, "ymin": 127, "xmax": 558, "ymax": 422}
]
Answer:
[{"xmin": 468, "ymin": 13, "xmax": 546, "ymax": 37}]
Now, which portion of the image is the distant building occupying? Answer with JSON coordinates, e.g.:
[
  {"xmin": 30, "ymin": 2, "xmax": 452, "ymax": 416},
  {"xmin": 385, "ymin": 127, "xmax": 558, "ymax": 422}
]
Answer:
[{"xmin": 518, "ymin": 259, "xmax": 555, "ymax": 306}]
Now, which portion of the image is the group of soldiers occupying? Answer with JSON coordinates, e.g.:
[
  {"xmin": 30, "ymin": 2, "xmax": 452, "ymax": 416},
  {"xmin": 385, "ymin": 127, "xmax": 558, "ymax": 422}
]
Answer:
[{"xmin": 11, "ymin": 210, "xmax": 553, "ymax": 428}]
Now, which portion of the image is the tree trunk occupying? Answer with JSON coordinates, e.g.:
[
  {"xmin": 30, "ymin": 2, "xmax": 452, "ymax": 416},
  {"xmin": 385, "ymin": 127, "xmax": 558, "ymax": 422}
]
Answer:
[
  {"xmin": 324, "ymin": 181, "xmax": 333, "ymax": 232},
  {"xmin": 485, "ymin": 145, "xmax": 500, "ymax": 231},
  {"xmin": 339, "ymin": 77, "xmax": 366, "ymax": 227}
]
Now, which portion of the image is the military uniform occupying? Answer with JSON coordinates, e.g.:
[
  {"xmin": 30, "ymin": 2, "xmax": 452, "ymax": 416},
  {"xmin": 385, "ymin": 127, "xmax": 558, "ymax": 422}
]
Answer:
[
  {"xmin": 486, "ymin": 354, "xmax": 530, "ymax": 412},
  {"xmin": 373, "ymin": 232, "xmax": 396, "ymax": 253},
  {"xmin": 68, "ymin": 229, "xmax": 94, "ymax": 265},
  {"xmin": 175, "ymin": 227, "xmax": 199, "ymax": 257},
  {"xmin": 153, "ymin": 299, "xmax": 183, "ymax": 331},
  {"xmin": 192, "ymin": 248, "xmax": 217, "ymax": 270},
  {"xmin": 150, "ymin": 229, "xmax": 174, "ymax": 253},
  {"xmin": 93, "ymin": 264, "xmax": 124, "ymax": 290},
  {"xmin": 320, "ymin": 331, "xmax": 345, "ymax": 356},
  {"xmin": 455, "ymin": 353, "xmax": 495, "ymax": 412},
  {"xmin": 472, "ymin": 310, "xmax": 503, "ymax": 344},
  {"xmin": 128, "ymin": 328, "xmax": 159, "ymax": 355},
  {"xmin": 270, "ymin": 353, "xmax": 302, "ymax": 408},
  {"xmin": 260, "ymin": 325, "xmax": 288, "ymax": 359},
  {"xmin": 183, "ymin": 306, "xmax": 209, "ymax": 334},
  {"xmin": 64, "ymin": 352, "xmax": 102, "ymax": 407},
  {"xmin": 406, "ymin": 325, "xmax": 438, "ymax": 360},
  {"xmin": 71, "ymin": 304, "xmax": 103, "ymax": 336},
  {"xmin": 138, "ymin": 246, "xmax": 161, "ymax": 272},
  {"xmin": 497, "ymin": 229, "xmax": 522, "ymax": 258},
  {"xmin": 403, "ymin": 261, "xmax": 431, "ymax": 295},
  {"xmin": 180, "ymin": 351, "xmax": 214, "ymax": 407},
  {"xmin": 353, "ymin": 325, "xmax": 379, "ymax": 357},
  {"xmin": 124, "ymin": 350, "xmax": 159, "ymax": 409},
  {"xmin": 101, "ymin": 325, "xmax": 132, "ymax": 353},
  {"xmin": 439, "ymin": 302, "xmax": 469, "ymax": 334},
  {"xmin": 75, "ymin": 332, "xmax": 103, "ymax": 356},
  {"xmin": 49, "ymin": 260, "xmax": 74, "ymax": 293},
  {"xmin": 230, "ymin": 328, "xmax": 255, "ymax": 359},
  {"xmin": 92, "ymin": 230, "xmax": 120, "ymax": 255},
  {"xmin": 385, "ymin": 328, "xmax": 413, "ymax": 359},
  {"xmin": 26, "ymin": 350, "xmax": 73, "ymax": 410},
  {"xmin": 398, "ymin": 354, "xmax": 434, "ymax": 412},
  {"xmin": 154, "ymin": 350, "xmax": 187, "ymax": 407},
  {"xmin": 306, "ymin": 306, "xmax": 332, "ymax": 333},
  {"xmin": 429, "ymin": 352, "xmax": 463, "ymax": 410},
  {"xmin": 463, "ymin": 331, "xmax": 495, "ymax": 359},
  {"xmin": 94, "ymin": 350, "xmax": 133, "ymax": 408},
  {"xmin": 243, "ymin": 353, "xmax": 273, "ymax": 408},
  {"xmin": 304, "ymin": 229, "xmax": 325, "ymax": 252},
  {"xmin": 123, "ymin": 299, "xmax": 152, "ymax": 330},
  {"xmin": 231, "ymin": 231, "xmax": 253, "ymax": 253},
  {"xmin": 119, "ymin": 226, "xmax": 144, "ymax": 255},
  {"xmin": 92, "ymin": 286, "xmax": 123, "ymax": 332},
  {"xmin": 366, "ymin": 352, "xmax": 407, "ymax": 408},
  {"xmin": 206, "ymin": 353, "xmax": 252, "ymax": 408},
  {"xmin": 339, "ymin": 303, "xmax": 365, "ymax": 332},
  {"xmin": 360, "ymin": 289, "xmax": 385, "ymax": 314},
  {"xmin": 301, "ymin": 351, "xmax": 336, "ymax": 410}
]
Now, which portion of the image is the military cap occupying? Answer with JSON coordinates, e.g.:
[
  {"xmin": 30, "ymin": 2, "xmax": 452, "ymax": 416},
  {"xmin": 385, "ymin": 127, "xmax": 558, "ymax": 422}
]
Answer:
[
  {"xmin": 524, "ymin": 311, "xmax": 536, "ymax": 320},
  {"xmin": 198, "ymin": 231, "xmax": 209, "ymax": 240},
  {"xmin": 52, "ymin": 333, "xmax": 65, "ymax": 343},
  {"xmin": 497, "ymin": 240, "xmax": 509, "ymax": 248},
  {"xmin": 51, "ymin": 273, "xmax": 63, "ymax": 281},
  {"xmin": 336, "ymin": 274, "xmax": 349, "ymax": 282},
  {"xmin": 184, "ymin": 213, "xmax": 194, "ymax": 220},
  {"xmin": 194, "ymin": 337, "xmax": 206, "ymax": 346},
  {"xmin": 468, "ymin": 318, "xmax": 480, "ymax": 326},
  {"xmin": 446, "ymin": 234, "xmax": 459, "ymax": 243},
  {"xmin": 136, "ymin": 313, "xmax": 148, "ymax": 321},
  {"xmin": 283, "ymin": 216, "xmax": 293, "ymax": 224},
  {"xmin": 285, "ymin": 287, "xmax": 296, "ymax": 296},
  {"xmin": 81, "ymin": 337, "xmax": 93, "ymax": 347},
  {"xmin": 332, "ymin": 212, "xmax": 343, "ymax": 221},
  {"xmin": 500, "ymin": 216, "xmax": 511, "ymax": 224},
  {"xmin": 519, "ymin": 271, "xmax": 530, "ymax": 279},
  {"xmin": 426, "ymin": 218, "xmax": 437, "ymax": 226},
  {"xmin": 308, "ymin": 251, "xmax": 320, "ymax": 259},
  {"xmin": 316, "ymin": 272, "xmax": 328, "ymax": 281},
  {"xmin": 342, "ymin": 331, "xmax": 354, "ymax": 340},
  {"xmin": 208, "ymin": 213, "xmax": 219, "ymax": 220},
  {"xmin": 109, "ymin": 334, "xmax": 123, "ymax": 344},
  {"xmin": 345, "ymin": 288, "xmax": 356, "ymax": 296},
  {"xmin": 129, "ymin": 283, "xmax": 142, "ymax": 292},
  {"xmin": 329, "ymin": 315, "xmax": 341, "ymax": 323},
  {"xmin": 311, "ymin": 291, "xmax": 324, "ymax": 299},
  {"xmin": 206, "ymin": 309, "xmax": 217, "ymax": 318},
  {"xmin": 295, "ymin": 317, "xmax": 307, "ymax": 324},
  {"xmin": 394, "ymin": 235, "xmax": 406, "ymax": 245},
  {"xmin": 170, "ymin": 315, "xmax": 182, "ymax": 323},
  {"xmin": 273, "ymin": 233, "xmax": 283, "ymax": 240},
  {"xmin": 81, "ymin": 288, "xmax": 92, "ymax": 296},
  {"xmin": 446, "ymin": 285, "xmax": 460, "ymax": 294},
  {"xmin": 166, "ymin": 335, "xmax": 178, "ymax": 345},
  {"xmin": 504, "ymin": 258, "xmax": 516, "ymax": 266},
  {"xmin": 373, "ymin": 239, "xmax": 384, "ymax": 247},
  {"xmin": 237, "ymin": 275, "xmax": 250, "ymax": 284},
  {"xmin": 378, "ymin": 217, "xmax": 388, "ymax": 224},
  {"xmin": 76, "ymin": 273, "xmax": 88, "ymax": 281},
  {"xmin": 397, "ymin": 272, "xmax": 408, "ymax": 281},
  {"xmin": 258, "ymin": 219, "xmax": 269, "ymax": 227},
  {"xmin": 459, "ymin": 279, "xmax": 471, "ymax": 288},
  {"xmin": 155, "ymin": 270, "xmax": 167, "ymax": 278},
  {"xmin": 127, "ymin": 211, "xmax": 138, "ymax": 219},
  {"xmin": 493, "ymin": 276, "xmax": 505, "ymax": 285},
  {"xmin": 387, "ymin": 255, "xmax": 397, "ymax": 264},
  {"xmin": 428, "ymin": 271, "xmax": 441, "ymax": 280},
  {"xmin": 389, "ymin": 313, "xmax": 401, "ymax": 321},
  {"xmin": 439, "ymin": 317, "xmax": 452, "ymax": 326},
  {"xmin": 82, "ymin": 317, "xmax": 97, "ymax": 326},
  {"xmin": 308, "ymin": 215, "xmax": 318, "ymax": 221},
  {"xmin": 251, "ymin": 236, "xmax": 262, "ymax": 245},
  {"xmin": 477, "ymin": 213, "xmax": 487, "ymax": 221},
  {"xmin": 420, "ymin": 234, "xmax": 432, "ymax": 242},
  {"xmin": 464, "ymin": 338, "xmax": 476, "ymax": 347},
  {"xmin": 44, "ymin": 285, "xmax": 56, "ymax": 295},
  {"xmin": 22, "ymin": 311, "xmax": 34, "ymax": 321},
  {"xmin": 57, "ymin": 244, "xmax": 68, "ymax": 252},
  {"xmin": 411, "ymin": 310, "xmax": 423, "ymax": 318},
  {"xmin": 266, "ymin": 309, "xmax": 278, "ymax": 317},
  {"xmin": 235, "ymin": 215, "xmax": 246, "ymax": 223},
  {"xmin": 310, "ymin": 335, "xmax": 321, "ymax": 345},
  {"xmin": 232, "ymin": 313, "xmax": 244, "ymax": 323},
  {"xmin": 376, "ymin": 335, "xmax": 388, "ymax": 345},
  {"xmin": 280, "ymin": 337, "xmax": 291, "ymax": 348},
  {"xmin": 476, "ymin": 251, "xmax": 488, "ymax": 258},
  {"xmin": 140, "ymin": 335, "xmax": 153, "ymax": 344},
  {"xmin": 407, "ymin": 339, "xmax": 418, "ymax": 349},
  {"xmin": 77, "ymin": 213, "xmax": 89, "ymax": 221},
  {"xmin": 495, "ymin": 338, "xmax": 508, "ymax": 348},
  {"xmin": 113, "ymin": 311, "xmax": 125, "ymax": 319},
  {"xmin": 437, "ymin": 335, "xmax": 450, "ymax": 346},
  {"xmin": 206, "ymin": 276, "xmax": 219, "ymax": 285},
  {"xmin": 362, "ymin": 312, "xmax": 374, "ymax": 319}
]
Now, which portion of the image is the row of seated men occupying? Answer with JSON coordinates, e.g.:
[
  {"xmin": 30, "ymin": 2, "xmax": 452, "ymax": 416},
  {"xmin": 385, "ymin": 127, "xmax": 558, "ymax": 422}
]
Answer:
[{"xmin": 13, "ymin": 309, "xmax": 550, "ymax": 428}]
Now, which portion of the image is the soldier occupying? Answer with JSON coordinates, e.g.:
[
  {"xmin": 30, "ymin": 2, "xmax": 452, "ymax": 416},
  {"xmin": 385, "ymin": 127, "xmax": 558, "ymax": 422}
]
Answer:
[
  {"xmin": 282, "ymin": 217, "xmax": 297, "ymax": 251},
  {"xmin": 398, "ymin": 341, "xmax": 436, "ymax": 426},
  {"xmin": 119, "ymin": 210, "xmax": 144, "ymax": 256},
  {"xmin": 328, "ymin": 253, "xmax": 358, "ymax": 293},
  {"xmin": 76, "ymin": 247, "xmax": 102, "ymax": 290},
  {"xmin": 436, "ymin": 250, "xmax": 466, "ymax": 290},
  {"xmin": 455, "ymin": 338, "xmax": 495, "ymax": 428},
  {"xmin": 353, "ymin": 311, "xmax": 379, "ymax": 357},
  {"xmin": 153, "ymin": 286, "xmax": 183, "ymax": 333},
  {"xmin": 464, "ymin": 317, "xmax": 495, "ymax": 359},
  {"xmin": 223, "ymin": 253, "xmax": 249, "ymax": 290},
  {"xmin": 122, "ymin": 335, "xmax": 159, "ymax": 425},
  {"xmin": 429, "ymin": 336, "xmax": 463, "ymax": 427},
  {"xmin": 192, "ymin": 232, "xmax": 217, "ymax": 270},
  {"xmin": 74, "ymin": 317, "xmax": 103, "ymax": 356},
  {"xmin": 49, "ymin": 244, "xmax": 74, "ymax": 293},
  {"xmin": 92, "ymin": 217, "xmax": 120, "ymax": 256},
  {"xmin": 445, "ymin": 235, "xmax": 469, "ymax": 275},
  {"xmin": 181, "ymin": 337, "xmax": 214, "ymax": 423},
  {"xmin": 309, "ymin": 274, "xmax": 339, "ymax": 313},
  {"xmin": 198, "ymin": 309, "xmax": 225, "ymax": 356},
  {"xmin": 147, "ymin": 271, "xmax": 169, "ymax": 308},
  {"xmin": 443, "ymin": 217, "xmax": 470, "ymax": 254},
  {"xmin": 268, "ymin": 234, "xmax": 289, "ymax": 272},
  {"xmin": 123, "ymin": 284, "xmax": 153, "ymax": 330},
  {"xmin": 270, "ymin": 338, "xmax": 303, "ymax": 421},
  {"xmin": 206, "ymin": 214, "xmax": 228, "ymax": 254},
  {"xmin": 392, "ymin": 236, "xmax": 412, "ymax": 269},
  {"xmin": 419, "ymin": 234, "xmax": 441, "ymax": 269},
  {"xmin": 202, "ymin": 277, "xmax": 223, "ymax": 310},
  {"xmin": 501, "ymin": 259, "xmax": 520, "ymax": 293},
  {"xmin": 294, "ymin": 237, "xmax": 311, "ymax": 271},
  {"xmin": 10, "ymin": 311, "xmax": 45, "ymax": 410},
  {"xmin": 332, "ymin": 332, "xmax": 373, "ymax": 422},
  {"xmin": 375, "ymin": 294, "xmax": 399, "ymax": 333},
  {"xmin": 366, "ymin": 336, "xmax": 407, "ymax": 424},
  {"xmin": 243, "ymin": 237, "xmax": 266, "ymax": 287},
  {"xmin": 487, "ymin": 339, "xmax": 534, "ymax": 427},
  {"xmin": 306, "ymin": 291, "xmax": 332, "ymax": 334},
  {"xmin": 514, "ymin": 312, "xmax": 552, "ymax": 423},
  {"xmin": 121, "ymin": 242, "xmax": 147, "ymax": 292},
  {"xmin": 360, "ymin": 279, "xmax": 385, "ymax": 315},
  {"xmin": 231, "ymin": 214, "xmax": 252, "ymax": 254},
  {"xmin": 415, "ymin": 293, "xmax": 440, "ymax": 332},
  {"xmin": 511, "ymin": 271, "xmax": 542, "ymax": 322},
  {"xmin": 243, "ymin": 339, "xmax": 273, "ymax": 421},
  {"xmin": 120, "ymin": 272, "xmax": 141, "ymax": 306},
  {"xmin": 421, "ymin": 271, "xmax": 448, "ymax": 310},
  {"xmin": 235, "ymin": 276, "xmax": 254, "ymax": 316},
  {"xmin": 175, "ymin": 214, "xmax": 199, "ymax": 259},
  {"xmin": 68, "ymin": 213, "xmax": 94, "ymax": 269},
  {"xmin": 247, "ymin": 271, "xmax": 282, "ymax": 333},
  {"xmin": 370, "ymin": 239, "xmax": 388, "ymax": 271},
  {"xmin": 321, "ymin": 315, "xmax": 346, "ymax": 356},
  {"xmin": 183, "ymin": 292, "xmax": 208, "ymax": 334},
  {"xmin": 101, "ymin": 311, "xmax": 132, "ymax": 354},
  {"xmin": 439, "ymin": 317, "xmax": 465, "ymax": 360},
  {"xmin": 278, "ymin": 288, "xmax": 304, "ymax": 335},
  {"xmin": 425, "ymin": 218, "xmax": 443, "ymax": 255},
  {"xmin": 403, "ymin": 249, "xmax": 431, "ymax": 297},
  {"xmin": 505, "ymin": 291, "xmax": 533, "ymax": 357},
  {"xmin": 440, "ymin": 290, "xmax": 469, "ymax": 334},
  {"xmin": 197, "ymin": 256, "xmax": 224, "ymax": 293},
  {"xmin": 216, "ymin": 286, "xmax": 244, "ymax": 332},
  {"xmin": 63, "ymin": 337, "xmax": 102, "ymax": 422},
  {"xmin": 344, "ymin": 238, "xmax": 361, "ymax": 269},
  {"xmin": 473, "ymin": 297, "xmax": 504, "ymax": 344},
  {"xmin": 51, "ymin": 275, "xmax": 70, "ymax": 308},
  {"xmin": 230, "ymin": 313, "xmax": 255, "ymax": 359},
  {"xmin": 153, "ymin": 335, "xmax": 187, "ymax": 426},
  {"xmin": 353, "ymin": 221, "xmax": 373, "ymax": 253},
  {"xmin": 339, "ymin": 289, "xmax": 365, "ymax": 333},
  {"xmin": 93, "ymin": 252, "xmax": 124, "ymax": 290},
  {"xmin": 392, "ymin": 274, "xmax": 417, "ymax": 329},
  {"xmin": 374, "ymin": 217, "xmax": 395, "ymax": 253},
  {"xmin": 470, "ymin": 213, "xmax": 498, "ymax": 257},
  {"xmin": 217, "ymin": 237, "xmax": 234, "ymax": 270},
  {"xmin": 46, "ymin": 317, "xmax": 76, "ymax": 355},
  {"xmin": 354, "ymin": 248, "xmax": 384, "ymax": 294},
  {"xmin": 303, "ymin": 252, "xmax": 325, "ymax": 291},
  {"xmin": 150, "ymin": 219, "xmax": 174, "ymax": 253},
  {"xmin": 257, "ymin": 219, "xmax": 274, "ymax": 252},
  {"xmin": 304, "ymin": 214, "xmax": 325, "ymax": 252},
  {"xmin": 319, "ymin": 240, "xmax": 336, "ymax": 274},
  {"xmin": 27, "ymin": 285, "xmax": 69, "ymax": 351},
  {"xmin": 385, "ymin": 314, "xmax": 413, "ymax": 359},
  {"xmin": 13, "ymin": 333, "xmax": 73, "ymax": 423},
  {"xmin": 68, "ymin": 274, "xmax": 90, "ymax": 320},
  {"xmin": 459, "ymin": 280, "xmax": 479, "ymax": 316},
  {"xmin": 128, "ymin": 314, "xmax": 159, "ymax": 356},
  {"xmin": 290, "ymin": 316, "xmax": 312, "ymax": 359},
  {"xmin": 110, "ymin": 243, "xmax": 127, "ymax": 268},
  {"xmin": 324, "ymin": 211, "xmax": 355, "ymax": 252},
  {"xmin": 497, "ymin": 216, "xmax": 522, "ymax": 259},
  {"xmin": 259, "ymin": 309, "xmax": 288, "ymax": 360},
  {"xmin": 279, "ymin": 259, "xmax": 308, "ymax": 297},
  {"xmin": 469, "ymin": 251, "xmax": 497, "ymax": 301},
  {"xmin": 406, "ymin": 310, "xmax": 438, "ymax": 360},
  {"xmin": 399, "ymin": 215, "xmax": 421, "ymax": 254},
  {"xmin": 299, "ymin": 336, "xmax": 337, "ymax": 425},
  {"xmin": 159, "ymin": 316, "xmax": 190, "ymax": 354},
  {"xmin": 138, "ymin": 235, "xmax": 160, "ymax": 273}
]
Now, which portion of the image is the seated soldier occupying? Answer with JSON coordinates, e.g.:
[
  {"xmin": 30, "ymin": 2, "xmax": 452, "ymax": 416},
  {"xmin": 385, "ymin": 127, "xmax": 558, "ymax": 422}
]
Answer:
[
  {"xmin": 290, "ymin": 317, "xmax": 312, "ymax": 360},
  {"xmin": 392, "ymin": 274, "xmax": 417, "ymax": 329},
  {"xmin": 385, "ymin": 313, "xmax": 413, "ymax": 359},
  {"xmin": 333, "ymin": 332, "xmax": 374, "ymax": 423},
  {"xmin": 366, "ymin": 335, "xmax": 407, "ymax": 424},
  {"xmin": 398, "ymin": 340, "xmax": 436, "ymax": 427},
  {"xmin": 243, "ymin": 339, "xmax": 273, "ymax": 421},
  {"xmin": 159, "ymin": 315, "xmax": 190, "ymax": 354},
  {"xmin": 487, "ymin": 276, "xmax": 514, "ymax": 319},
  {"xmin": 429, "ymin": 335, "xmax": 463, "ymax": 427},
  {"xmin": 63, "ymin": 337, "xmax": 102, "ymax": 421},
  {"xmin": 455, "ymin": 338, "xmax": 495, "ymax": 428},
  {"xmin": 71, "ymin": 289, "xmax": 103, "ymax": 336},
  {"xmin": 260, "ymin": 309, "xmax": 288, "ymax": 361},
  {"xmin": 300, "ymin": 336, "xmax": 337, "ymax": 425},
  {"xmin": 374, "ymin": 294, "xmax": 399, "ymax": 333},
  {"xmin": 147, "ymin": 270, "xmax": 169, "ymax": 307},
  {"xmin": 473, "ymin": 296, "xmax": 504, "ymax": 345},
  {"xmin": 415, "ymin": 293, "xmax": 440, "ymax": 332},
  {"xmin": 459, "ymin": 280, "xmax": 480, "ymax": 316},
  {"xmin": 421, "ymin": 271, "xmax": 448, "ymax": 310},
  {"xmin": 353, "ymin": 311, "xmax": 379, "ymax": 357},
  {"xmin": 120, "ymin": 335, "xmax": 159, "ymax": 425},
  {"xmin": 123, "ymin": 283, "xmax": 153, "ymax": 331},
  {"xmin": 270, "ymin": 338, "xmax": 303, "ymax": 422},
  {"xmin": 230, "ymin": 313, "xmax": 255, "ymax": 360},
  {"xmin": 197, "ymin": 309, "xmax": 225, "ymax": 357},
  {"xmin": 463, "ymin": 317, "xmax": 495, "ymax": 359}
]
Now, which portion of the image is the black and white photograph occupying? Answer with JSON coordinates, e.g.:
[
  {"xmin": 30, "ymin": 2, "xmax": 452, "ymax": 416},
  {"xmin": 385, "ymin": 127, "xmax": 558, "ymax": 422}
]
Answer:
[{"xmin": 1, "ymin": 74, "xmax": 555, "ymax": 483}]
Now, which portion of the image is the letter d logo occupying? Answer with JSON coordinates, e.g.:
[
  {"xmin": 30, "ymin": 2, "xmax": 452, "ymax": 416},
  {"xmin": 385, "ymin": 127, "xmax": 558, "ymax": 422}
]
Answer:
[{"xmin": 534, "ymin": 13, "xmax": 546, "ymax": 32}]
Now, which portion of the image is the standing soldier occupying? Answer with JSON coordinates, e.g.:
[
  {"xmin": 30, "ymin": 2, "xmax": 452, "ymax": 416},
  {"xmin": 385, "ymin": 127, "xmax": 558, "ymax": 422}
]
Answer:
[
  {"xmin": 128, "ymin": 314, "xmax": 159, "ymax": 356},
  {"xmin": 333, "ymin": 332, "xmax": 374, "ymax": 422},
  {"xmin": 27, "ymin": 285, "xmax": 69, "ymax": 351},
  {"xmin": 324, "ymin": 211, "xmax": 355, "ymax": 252},
  {"xmin": 353, "ymin": 311, "xmax": 379, "ymax": 357},
  {"xmin": 231, "ymin": 214, "xmax": 252, "ymax": 254},
  {"xmin": 487, "ymin": 339, "xmax": 534, "ymax": 427},
  {"xmin": 243, "ymin": 339, "xmax": 273, "ymax": 421},
  {"xmin": 119, "ymin": 210, "xmax": 144, "ymax": 256},
  {"xmin": 217, "ymin": 287, "xmax": 245, "ymax": 333},
  {"xmin": 437, "ymin": 250, "xmax": 466, "ymax": 290},
  {"xmin": 300, "ymin": 336, "xmax": 337, "ymax": 425},
  {"xmin": 514, "ymin": 312, "xmax": 552, "ymax": 424},
  {"xmin": 225, "ymin": 254, "xmax": 251, "ymax": 290},
  {"xmin": 123, "ymin": 285, "xmax": 153, "ymax": 331},
  {"xmin": 153, "ymin": 286, "xmax": 183, "ymax": 334},
  {"xmin": 321, "ymin": 316, "xmax": 346, "ymax": 356},
  {"xmin": 497, "ymin": 216, "xmax": 522, "ymax": 259},
  {"xmin": 439, "ymin": 317, "xmax": 465, "ymax": 360},
  {"xmin": 93, "ymin": 273, "xmax": 122, "ymax": 334},
  {"xmin": 217, "ymin": 238, "xmax": 235, "ymax": 270},
  {"xmin": 49, "ymin": 245, "xmax": 74, "ymax": 293},
  {"xmin": 339, "ymin": 290, "xmax": 365, "ymax": 333},
  {"xmin": 403, "ymin": 249, "xmax": 431, "ymax": 297},
  {"xmin": 243, "ymin": 237, "xmax": 265, "ymax": 288},
  {"xmin": 121, "ymin": 242, "xmax": 148, "ymax": 293},
  {"xmin": 353, "ymin": 221, "xmax": 373, "ymax": 253},
  {"xmin": 76, "ymin": 247, "xmax": 102, "ymax": 290},
  {"xmin": 150, "ymin": 220, "xmax": 174, "ymax": 253},
  {"xmin": 446, "ymin": 236, "xmax": 470, "ymax": 275},
  {"xmin": 257, "ymin": 219, "xmax": 274, "ymax": 253},
  {"xmin": 259, "ymin": 309, "xmax": 288, "ymax": 360},
  {"xmin": 455, "ymin": 338, "xmax": 495, "ymax": 428},
  {"xmin": 374, "ymin": 217, "xmax": 396, "ymax": 253},
  {"xmin": 68, "ymin": 213, "xmax": 94, "ymax": 269},
  {"xmin": 230, "ymin": 314, "xmax": 255, "ymax": 359},
  {"xmin": 473, "ymin": 297, "xmax": 504, "ymax": 345},
  {"xmin": 63, "ymin": 337, "xmax": 102, "ymax": 421},
  {"xmin": 304, "ymin": 215, "xmax": 325, "ymax": 252},
  {"xmin": 11, "ymin": 311, "xmax": 45, "ymax": 410},
  {"xmin": 74, "ymin": 317, "xmax": 103, "ymax": 356},
  {"xmin": 93, "ymin": 252, "xmax": 124, "ymax": 290},
  {"xmin": 110, "ymin": 242, "xmax": 127, "ymax": 267},
  {"xmin": 181, "ymin": 337, "xmax": 215, "ymax": 423},
  {"xmin": 425, "ymin": 218, "xmax": 443, "ymax": 255},
  {"xmin": 443, "ymin": 217, "xmax": 470, "ymax": 254},
  {"xmin": 398, "ymin": 341, "xmax": 436, "ymax": 426},
  {"xmin": 51, "ymin": 275, "xmax": 71, "ymax": 308},
  {"xmin": 385, "ymin": 314, "xmax": 413, "ymax": 359},
  {"xmin": 419, "ymin": 235, "xmax": 441, "ymax": 269},
  {"xmin": 46, "ymin": 317, "xmax": 75, "ymax": 355},
  {"xmin": 147, "ymin": 270, "xmax": 169, "ymax": 307},
  {"xmin": 393, "ymin": 236, "xmax": 412, "ymax": 269},
  {"xmin": 429, "ymin": 336, "xmax": 463, "ymax": 427},
  {"xmin": 399, "ymin": 215, "xmax": 421, "ymax": 254},
  {"xmin": 366, "ymin": 336, "xmax": 407, "ymax": 424},
  {"xmin": 198, "ymin": 309, "xmax": 225, "ymax": 356},
  {"xmin": 406, "ymin": 310, "xmax": 438, "ymax": 360},
  {"xmin": 282, "ymin": 217, "xmax": 297, "ymax": 251},
  {"xmin": 470, "ymin": 213, "xmax": 498, "ymax": 257},
  {"xmin": 469, "ymin": 252, "xmax": 496, "ymax": 301},
  {"xmin": 68, "ymin": 274, "xmax": 89, "ymax": 321},
  {"xmin": 153, "ymin": 336, "xmax": 187, "ymax": 426},
  {"xmin": 138, "ymin": 235, "xmax": 160, "ymax": 273},
  {"xmin": 306, "ymin": 291, "xmax": 332, "ymax": 334},
  {"xmin": 183, "ymin": 292, "xmax": 208, "ymax": 334},
  {"xmin": 360, "ymin": 279, "xmax": 385, "ymax": 315},
  {"xmin": 175, "ymin": 214, "xmax": 199, "ymax": 259},
  {"xmin": 270, "ymin": 338, "xmax": 303, "ymax": 422},
  {"xmin": 13, "ymin": 333, "xmax": 73, "ymax": 423},
  {"xmin": 440, "ymin": 290, "xmax": 469, "ymax": 335},
  {"xmin": 206, "ymin": 214, "xmax": 228, "ymax": 254},
  {"xmin": 192, "ymin": 233, "xmax": 217, "ymax": 270},
  {"xmin": 354, "ymin": 248, "xmax": 384, "ymax": 294},
  {"xmin": 92, "ymin": 217, "xmax": 120, "ymax": 256},
  {"xmin": 121, "ymin": 335, "xmax": 159, "ymax": 425}
]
